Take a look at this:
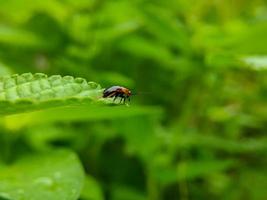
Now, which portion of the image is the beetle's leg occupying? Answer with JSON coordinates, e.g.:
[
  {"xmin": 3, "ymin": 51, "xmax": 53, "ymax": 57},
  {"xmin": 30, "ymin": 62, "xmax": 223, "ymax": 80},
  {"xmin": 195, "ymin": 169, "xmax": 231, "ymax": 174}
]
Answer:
[
  {"xmin": 113, "ymin": 93, "xmax": 119, "ymax": 102},
  {"xmin": 117, "ymin": 93, "xmax": 124, "ymax": 104}
]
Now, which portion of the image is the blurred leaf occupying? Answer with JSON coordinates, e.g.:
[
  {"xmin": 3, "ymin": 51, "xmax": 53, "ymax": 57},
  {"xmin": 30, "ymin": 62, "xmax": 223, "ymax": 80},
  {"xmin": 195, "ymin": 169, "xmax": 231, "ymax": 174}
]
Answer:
[
  {"xmin": 0, "ymin": 25, "xmax": 45, "ymax": 48},
  {"xmin": 113, "ymin": 116, "xmax": 160, "ymax": 158},
  {"xmin": 228, "ymin": 169, "xmax": 267, "ymax": 200},
  {"xmin": 177, "ymin": 160, "xmax": 236, "ymax": 181},
  {"xmin": 25, "ymin": 125, "xmax": 76, "ymax": 151},
  {"xmin": 0, "ymin": 62, "xmax": 13, "ymax": 76},
  {"xmin": 94, "ymin": 21, "xmax": 140, "ymax": 42},
  {"xmin": 111, "ymin": 185, "xmax": 146, "ymax": 200},
  {"xmin": 150, "ymin": 159, "xmax": 236, "ymax": 186},
  {"xmin": 241, "ymin": 55, "xmax": 267, "ymax": 70},
  {"xmin": 3, "ymin": 105, "xmax": 162, "ymax": 130},
  {"xmin": 173, "ymin": 133, "xmax": 267, "ymax": 153},
  {"xmin": 230, "ymin": 22, "xmax": 267, "ymax": 54},
  {"xmin": 0, "ymin": 0, "xmax": 68, "ymax": 24},
  {"xmin": 119, "ymin": 35, "xmax": 175, "ymax": 67},
  {"xmin": 80, "ymin": 175, "xmax": 104, "ymax": 200},
  {"xmin": 205, "ymin": 51, "xmax": 238, "ymax": 68},
  {"xmin": 98, "ymin": 71, "xmax": 134, "ymax": 88},
  {"xmin": 142, "ymin": 5, "xmax": 190, "ymax": 52},
  {"xmin": 0, "ymin": 150, "xmax": 84, "ymax": 200}
]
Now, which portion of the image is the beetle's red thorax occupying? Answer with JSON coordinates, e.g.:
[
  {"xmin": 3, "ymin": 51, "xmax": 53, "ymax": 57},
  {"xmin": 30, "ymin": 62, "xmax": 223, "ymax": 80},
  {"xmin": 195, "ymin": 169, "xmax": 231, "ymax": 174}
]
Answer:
[{"xmin": 121, "ymin": 87, "xmax": 131, "ymax": 96}]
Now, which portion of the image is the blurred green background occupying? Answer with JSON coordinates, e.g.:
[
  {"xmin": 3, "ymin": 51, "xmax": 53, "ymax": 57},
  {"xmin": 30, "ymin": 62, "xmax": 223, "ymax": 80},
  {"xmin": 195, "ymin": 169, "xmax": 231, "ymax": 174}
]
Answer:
[{"xmin": 0, "ymin": 0, "xmax": 267, "ymax": 199}]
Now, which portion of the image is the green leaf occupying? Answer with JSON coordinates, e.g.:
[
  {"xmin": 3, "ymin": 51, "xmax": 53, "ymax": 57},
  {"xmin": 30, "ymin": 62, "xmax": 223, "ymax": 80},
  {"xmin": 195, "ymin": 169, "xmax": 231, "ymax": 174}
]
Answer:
[
  {"xmin": 0, "ymin": 73, "xmax": 106, "ymax": 116},
  {"xmin": 0, "ymin": 62, "xmax": 13, "ymax": 76},
  {"xmin": 0, "ymin": 0, "xmax": 68, "ymax": 24},
  {"xmin": 80, "ymin": 175, "xmax": 104, "ymax": 200},
  {"xmin": 0, "ymin": 26, "xmax": 45, "ymax": 48},
  {"xmin": 177, "ymin": 160, "xmax": 236, "ymax": 181},
  {"xmin": 119, "ymin": 35, "xmax": 175, "ymax": 67},
  {"xmin": 174, "ymin": 134, "xmax": 267, "ymax": 153},
  {"xmin": 228, "ymin": 169, "xmax": 267, "ymax": 200},
  {"xmin": 3, "ymin": 105, "xmax": 162, "ymax": 130},
  {"xmin": 0, "ymin": 150, "xmax": 84, "ymax": 200},
  {"xmin": 241, "ymin": 55, "xmax": 267, "ymax": 70},
  {"xmin": 111, "ymin": 185, "xmax": 146, "ymax": 200}
]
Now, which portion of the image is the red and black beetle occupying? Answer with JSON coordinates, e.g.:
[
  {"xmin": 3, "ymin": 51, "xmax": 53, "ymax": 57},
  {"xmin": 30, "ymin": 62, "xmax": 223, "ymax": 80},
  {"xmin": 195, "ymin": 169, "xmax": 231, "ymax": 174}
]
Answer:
[{"xmin": 103, "ymin": 86, "xmax": 132, "ymax": 103}]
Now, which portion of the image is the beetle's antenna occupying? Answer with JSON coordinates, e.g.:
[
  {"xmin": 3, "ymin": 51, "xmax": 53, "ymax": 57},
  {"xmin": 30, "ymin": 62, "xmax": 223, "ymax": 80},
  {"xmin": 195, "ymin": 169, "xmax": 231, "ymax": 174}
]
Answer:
[{"xmin": 131, "ymin": 91, "xmax": 152, "ymax": 96}]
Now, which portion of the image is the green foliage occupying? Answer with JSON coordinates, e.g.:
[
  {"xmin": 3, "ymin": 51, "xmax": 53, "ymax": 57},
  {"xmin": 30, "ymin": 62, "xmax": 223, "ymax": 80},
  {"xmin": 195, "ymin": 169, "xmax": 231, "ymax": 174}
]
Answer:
[
  {"xmin": 0, "ymin": 0, "xmax": 267, "ymax": 200},
  {"xmin": 0, "ymin": 150, "xmax": 84, "ymax": 200},
  {"xmin": 0, "ymin": 73, "xmax": 105, "ymax": 115}
]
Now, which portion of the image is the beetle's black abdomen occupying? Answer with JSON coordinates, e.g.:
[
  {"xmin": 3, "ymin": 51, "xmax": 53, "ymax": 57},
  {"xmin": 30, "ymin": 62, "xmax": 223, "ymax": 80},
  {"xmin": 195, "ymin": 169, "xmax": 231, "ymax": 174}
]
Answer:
[{"xmin": 103, "ymin": 86, "xmax": 121, "ymax": 97}]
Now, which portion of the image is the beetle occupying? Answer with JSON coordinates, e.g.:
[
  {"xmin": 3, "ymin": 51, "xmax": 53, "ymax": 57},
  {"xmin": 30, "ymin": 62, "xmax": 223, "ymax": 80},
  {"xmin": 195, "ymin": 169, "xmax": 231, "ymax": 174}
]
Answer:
[{"xmin": 103, "ymin": 86, "xmax": 132, "ymax": 104}]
